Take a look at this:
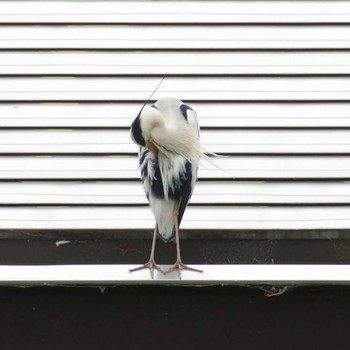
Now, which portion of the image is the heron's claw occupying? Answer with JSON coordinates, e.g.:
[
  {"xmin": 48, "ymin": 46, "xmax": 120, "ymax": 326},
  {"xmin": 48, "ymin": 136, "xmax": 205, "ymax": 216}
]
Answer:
[
  {"xmin": 129, "ymin": 259, "xmax": 165, "ymax": 279},
  {"xmin": 165, "ymin": 260, "xmax": 203, "ymax": 279}
]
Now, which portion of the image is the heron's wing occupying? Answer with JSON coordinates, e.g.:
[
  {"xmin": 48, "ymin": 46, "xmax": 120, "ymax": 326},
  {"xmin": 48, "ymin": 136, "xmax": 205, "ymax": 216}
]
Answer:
[
  {"xmin": 177, "ymin": 104, "xmax": 199, "ymax": 225},
  {"xmin": 178, "ymin": 161, "xmax": 195, "ymax": 226},
  {"xmin": 180, "ymin": 104, "xmax": 200, "ymax": 137}
]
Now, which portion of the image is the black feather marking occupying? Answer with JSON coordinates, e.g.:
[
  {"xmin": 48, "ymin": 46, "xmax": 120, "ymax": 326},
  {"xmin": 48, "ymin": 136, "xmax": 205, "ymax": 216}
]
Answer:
[
  {"xmin": 147, "ymin": 159, "xmax": 193, "ymax": 208},
  {"xmin": 177, "ymin": 161, "xmax": 193, "ymax": 226},
  {"xmin": 179, "ymin": 104, "xmax": 193, "ymax": 122},
  {"xmin": 139, "ymin": 148, "xmax": 148, "ymax": 166},
  {"xmin": 131, "ymin": 114, "xmax": 146, "ymax": 147},
  {"xmin": 151, "ymin": 166, "xmax": 165, "ymax": 199},
  {"xmin": 164, "ymin": 162, "xmax": 193, "ymax": 243},
  {"xmin": 139, "ymin": 148, "xmax": 149, "ymax": 179},
  {"xmin": 140, "ymin": 155, "xmax": 194, "ymax": 243}
]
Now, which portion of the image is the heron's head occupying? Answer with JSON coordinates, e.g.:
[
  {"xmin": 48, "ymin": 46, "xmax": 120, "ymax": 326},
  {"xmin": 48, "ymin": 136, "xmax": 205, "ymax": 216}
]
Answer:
[
  {"xmin": 131, "ymin": 98, "xmax": 201, "ymax": 164},
  {"xmin": 139, "ymin": 106, "xmax": 164, "ymax": 143},
  {"xmin": 131, "ymin": 105, "xmax": 164, "ymax": 152}
]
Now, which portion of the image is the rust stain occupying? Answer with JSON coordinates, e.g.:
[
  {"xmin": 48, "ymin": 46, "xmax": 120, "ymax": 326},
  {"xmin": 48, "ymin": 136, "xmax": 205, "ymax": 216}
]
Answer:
[
  {"xmin": 112, "ymin": 247, "xmax": 143, "ymax": 255},
  {"xmin": 148, "ymin": 141, "xmax": 159, "ymax": 155}
]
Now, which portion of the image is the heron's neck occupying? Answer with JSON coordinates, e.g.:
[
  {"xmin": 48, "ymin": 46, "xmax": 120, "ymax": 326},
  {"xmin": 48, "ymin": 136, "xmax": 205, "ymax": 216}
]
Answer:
[
  {"xmin": 140, "ymin": 108, "xmax": 165, "ymax": 142},
  {"xmin": 151, "ymin": 122, "xmax": 200, "ymax": 165},
  {"xmin": 140, "ymin": 107, "xmax": 201, "ymax": 164}
]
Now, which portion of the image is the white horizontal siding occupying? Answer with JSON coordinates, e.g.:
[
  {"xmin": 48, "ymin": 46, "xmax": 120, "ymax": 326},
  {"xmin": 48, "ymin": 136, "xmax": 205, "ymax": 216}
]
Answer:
[
  {"xmin": 1, "ymin": 102, "xmax": 350, "ymax": 128},
  {"xmin": 1, "ymin": 156, "xmax": 350, "ymax": 179},
  {"xmin": 1, "ymin": 129, "xmax": 350, "ymax": 154},
  {"xmin": 2, "ymin": 77, "xmax": 350, "ymax": 101},
  {"xmin": 1, "ymin": 182, "xmax": 350, "ymax": 205},
  {"xmin": 2, "ymin": 25, "xmax": 350, "ymax": 49},
  {"xmin": 3, "ymin": 51, "xmax": 350, "ymax": 75},
  {"xmin": 0, "ymin": 1, "xmax": 349, "ymax": 24},
  {"xmin": 0, "ymin": 206, "xmax": 348, "ymax": 230},
  {"xmin": 0, "ymin": 1, "xmax": 349, "ymax": 234}
]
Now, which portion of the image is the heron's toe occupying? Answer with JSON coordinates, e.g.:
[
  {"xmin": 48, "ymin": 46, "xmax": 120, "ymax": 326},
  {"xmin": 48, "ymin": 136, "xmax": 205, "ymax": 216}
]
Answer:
[
  {"xmin": 165, "ymin": 260, "xmax": 203, "ymax": 277},
  {"xmin": 129, "ymin": 259, "xmax": 165, "ymax": 278}
]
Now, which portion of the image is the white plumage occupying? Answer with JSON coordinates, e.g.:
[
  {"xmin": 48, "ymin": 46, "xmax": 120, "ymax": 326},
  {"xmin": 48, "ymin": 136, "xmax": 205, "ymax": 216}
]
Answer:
[{"xmin": 130, "ymin": 97, "xmax": 203, "ymax": 276}]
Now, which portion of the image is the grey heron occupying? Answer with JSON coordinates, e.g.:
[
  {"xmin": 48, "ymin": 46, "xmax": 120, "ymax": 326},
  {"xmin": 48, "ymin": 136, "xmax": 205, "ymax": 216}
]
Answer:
[{"xmin": 130, "ymin": 97, "xmax": 203, "ymax": 276}]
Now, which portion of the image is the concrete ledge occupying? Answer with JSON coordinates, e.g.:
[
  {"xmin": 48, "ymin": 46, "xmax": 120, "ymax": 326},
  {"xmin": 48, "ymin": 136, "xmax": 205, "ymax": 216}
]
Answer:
[{"xmin": 1, "ymin": 264, "xmax": 350, "ymax": 286}]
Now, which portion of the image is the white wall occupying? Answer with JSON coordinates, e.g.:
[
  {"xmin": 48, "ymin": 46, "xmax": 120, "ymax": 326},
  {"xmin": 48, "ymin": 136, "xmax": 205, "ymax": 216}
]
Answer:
[{"xmin": 0, "ymin": 1, "xmax": 349, "ymax": 232}]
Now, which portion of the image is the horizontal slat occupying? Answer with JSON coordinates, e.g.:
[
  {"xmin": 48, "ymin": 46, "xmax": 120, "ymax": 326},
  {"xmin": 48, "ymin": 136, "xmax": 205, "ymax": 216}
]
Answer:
[
  {"xmin": 1, "ymin": 102, "xmax": 350, "ymax": 128},
  {"xmin": 2, "ymin": 129, "xmax": 350, "ymax": 154},
  {"xmin": 0, "ymin": 103, "xmax": 135, "ymax": 128},
  {"xmin": 0, "ymin": 1, "xmax": 349, "ymax": 24},
  {"xmin": 0, "ymin": 206, "xmax": 348, "ymax": 229},
  {"xmin": 4, "ymin": 51, "xmax": 350, "ymax": 75},
  {"xmin": 1, "ymin": 77, "xmax": 350, "ymax": 101},
  {"xmin": 2, "ymin": 181, "xmax": 350, "ymax": 205},
  {"xmin": 1, "ymin": 156, "xmax": 350, "ymax": 179},
  {"xmin": 1, "ymin": 25, "xmax": 350, "ymax": 49}
]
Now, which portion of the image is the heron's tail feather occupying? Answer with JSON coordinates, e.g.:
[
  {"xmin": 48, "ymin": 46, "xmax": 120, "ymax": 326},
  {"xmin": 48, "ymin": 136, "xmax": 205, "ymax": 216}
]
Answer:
[
  {"xmin": 199, "ymin": 146, "xmax": 236, "ymax": 179},
  {"xmin": 158, "ymin": 230, "xmax": 176, "ymax": 243}
]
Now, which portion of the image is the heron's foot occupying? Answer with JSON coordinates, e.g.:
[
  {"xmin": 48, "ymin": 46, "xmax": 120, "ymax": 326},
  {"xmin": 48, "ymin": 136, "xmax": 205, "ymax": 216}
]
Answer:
[
  {"xmin": 165, "ymin": 260, "xmax": 203, "ymax": 278},
  {"xmin": 129, "ymin": 259, "xmax": 165, "ymax": 279}
]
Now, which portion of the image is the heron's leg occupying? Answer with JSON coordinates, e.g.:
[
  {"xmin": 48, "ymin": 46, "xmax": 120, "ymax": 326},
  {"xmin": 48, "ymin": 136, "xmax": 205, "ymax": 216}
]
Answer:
[
  {"xmin": 165, "ymin": 201, "xmax": 203, "ymax": 276},
  {"xmin": 129, "ymin": 225, "xmax": 165, "ymax": 277}
]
